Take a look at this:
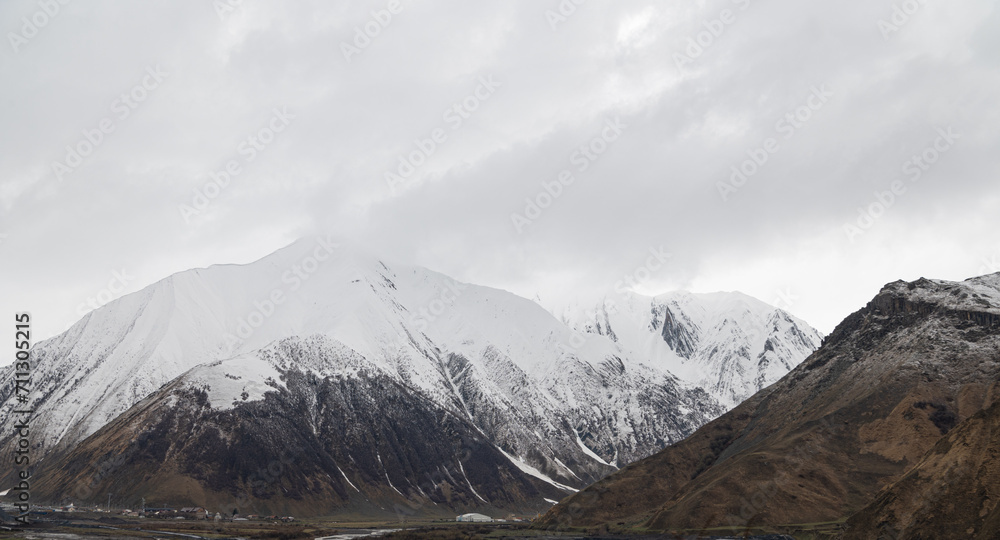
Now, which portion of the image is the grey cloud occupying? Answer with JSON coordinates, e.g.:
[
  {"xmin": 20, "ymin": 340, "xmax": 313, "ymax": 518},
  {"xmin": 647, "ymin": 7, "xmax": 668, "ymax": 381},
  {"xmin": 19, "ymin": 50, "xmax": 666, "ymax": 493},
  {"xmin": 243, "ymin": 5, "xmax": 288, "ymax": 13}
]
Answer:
[{"xmin": 1, "ymin": 0, "xmax": 998, "ymax": 349}]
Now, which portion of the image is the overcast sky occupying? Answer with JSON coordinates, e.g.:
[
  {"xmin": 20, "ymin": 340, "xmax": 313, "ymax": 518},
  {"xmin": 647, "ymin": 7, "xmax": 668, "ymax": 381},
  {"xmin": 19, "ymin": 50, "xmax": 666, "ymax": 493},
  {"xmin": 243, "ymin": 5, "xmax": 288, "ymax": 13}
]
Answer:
[{"xmin": 2, "ymin": 0, "xmax": 999, "ymax": 362}]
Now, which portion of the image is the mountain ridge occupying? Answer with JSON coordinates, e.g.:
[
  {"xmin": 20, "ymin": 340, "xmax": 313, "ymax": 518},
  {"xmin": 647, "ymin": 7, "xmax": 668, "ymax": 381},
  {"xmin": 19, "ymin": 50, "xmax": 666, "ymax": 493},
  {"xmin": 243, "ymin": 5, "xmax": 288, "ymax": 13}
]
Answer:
[{"xmin": 0, "ymin": 236, "xmax": 823, "ymax": 515}]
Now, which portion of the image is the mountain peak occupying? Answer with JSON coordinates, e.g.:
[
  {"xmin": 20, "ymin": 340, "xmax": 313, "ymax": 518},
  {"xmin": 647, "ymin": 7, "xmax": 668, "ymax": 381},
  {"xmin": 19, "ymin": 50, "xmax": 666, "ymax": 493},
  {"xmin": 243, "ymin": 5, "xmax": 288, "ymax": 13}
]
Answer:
[
  {"xmin": 551, "ymin": 289, "xmax": 822, "ymax": 408},
  {"xmin": 1, "ymin": 239, "xmax": 823, "ymax": 518},
  {"xmin": 867, "ymin": 274, "xmax": 1000, "ymax": 329}
]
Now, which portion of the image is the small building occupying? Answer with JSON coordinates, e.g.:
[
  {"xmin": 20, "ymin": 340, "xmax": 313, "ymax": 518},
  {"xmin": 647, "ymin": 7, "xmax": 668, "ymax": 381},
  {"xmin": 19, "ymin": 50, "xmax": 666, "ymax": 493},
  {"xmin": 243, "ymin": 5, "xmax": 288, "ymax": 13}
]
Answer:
[
  {"xmin": 179, "ymin": 507, "xmax": 208, "ymax": 520},
  {"xmin": 456, "ymin": 513, "xmax": 493, "ymax": 523}
]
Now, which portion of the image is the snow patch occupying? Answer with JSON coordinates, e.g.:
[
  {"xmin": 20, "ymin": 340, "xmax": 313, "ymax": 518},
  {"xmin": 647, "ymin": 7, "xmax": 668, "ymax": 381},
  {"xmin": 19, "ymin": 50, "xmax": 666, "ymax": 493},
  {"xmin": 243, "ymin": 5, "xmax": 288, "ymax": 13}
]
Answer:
[
  {"xmin": 496, "ymin": 447, "xmax": 579, "ymax": 493},
  {"xmin": 385, "ymin": 473, "xmax": 404, "ymax": 497},
  {"xmin": 575, "ymin": 433, "xmax": 615, "ymax": 468},
  {"xmin": 184, "ymin": 356, "xmax": 285, "ymax": 411},
  {"xmin": 338, "ymin": 466, "xmax": 360, "ymax": 493},
  {"xmin": 553, "ymin": 457, "xmax": 582, "ymax": 481},
  {"xmin": 457, "ymin": 460, "xmax": 489, "ymax": 504}
]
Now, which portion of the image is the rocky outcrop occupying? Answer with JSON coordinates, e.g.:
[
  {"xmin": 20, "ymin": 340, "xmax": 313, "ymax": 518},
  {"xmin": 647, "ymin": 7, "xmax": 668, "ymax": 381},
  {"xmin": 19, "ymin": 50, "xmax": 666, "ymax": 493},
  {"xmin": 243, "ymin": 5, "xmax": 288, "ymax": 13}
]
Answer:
[{"xmin": 656, "ymin": 306, "xmax": 699, "ymax": 359}]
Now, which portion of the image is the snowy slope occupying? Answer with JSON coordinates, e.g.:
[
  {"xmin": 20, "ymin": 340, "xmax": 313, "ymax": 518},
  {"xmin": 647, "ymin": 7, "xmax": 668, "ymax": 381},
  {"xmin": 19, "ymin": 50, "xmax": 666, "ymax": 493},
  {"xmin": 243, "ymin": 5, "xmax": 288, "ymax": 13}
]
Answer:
[
  {"xmin": 0, "ymin": 236, "xmax": 818, "ymax": 492},
  {"xmin": 553, "ymin": 290, "xmax": 824, "ymax": 408}
]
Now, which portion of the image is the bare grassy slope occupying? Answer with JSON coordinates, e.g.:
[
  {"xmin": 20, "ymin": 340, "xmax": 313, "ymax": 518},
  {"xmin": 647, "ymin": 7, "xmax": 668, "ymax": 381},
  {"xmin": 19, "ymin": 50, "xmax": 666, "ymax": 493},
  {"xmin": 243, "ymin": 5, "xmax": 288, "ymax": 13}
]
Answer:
[{"xmin": 844, "ymin": 398, "xmax": 1000, "ymax": 540}]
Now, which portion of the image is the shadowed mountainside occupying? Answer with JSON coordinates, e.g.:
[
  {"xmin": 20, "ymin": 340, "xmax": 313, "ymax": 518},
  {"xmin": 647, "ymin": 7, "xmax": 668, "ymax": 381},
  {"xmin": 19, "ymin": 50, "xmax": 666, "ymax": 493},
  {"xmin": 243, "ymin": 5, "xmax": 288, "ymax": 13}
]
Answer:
[{"xmin": 29, "ymin": 340, "xmax": 568, "ymax": 518}]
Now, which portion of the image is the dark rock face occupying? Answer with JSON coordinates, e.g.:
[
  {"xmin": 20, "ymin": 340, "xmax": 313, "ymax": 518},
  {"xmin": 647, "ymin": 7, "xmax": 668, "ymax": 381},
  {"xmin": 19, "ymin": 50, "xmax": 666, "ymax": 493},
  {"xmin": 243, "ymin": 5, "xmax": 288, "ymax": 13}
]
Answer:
[
  {"xmin": 31, "ymin": 368, "xmax": 564, "ymax": 518},
  {"xmin": 656, "ymin": 306, "xmax": 699, "ymax": 359},
  {"xmin": 537, "ymin": 273, "xmax": 1000, "ymax": 534},
  {"xmin": 868, "ymin": 279, "xmax": 1000, "ymax": 333}
]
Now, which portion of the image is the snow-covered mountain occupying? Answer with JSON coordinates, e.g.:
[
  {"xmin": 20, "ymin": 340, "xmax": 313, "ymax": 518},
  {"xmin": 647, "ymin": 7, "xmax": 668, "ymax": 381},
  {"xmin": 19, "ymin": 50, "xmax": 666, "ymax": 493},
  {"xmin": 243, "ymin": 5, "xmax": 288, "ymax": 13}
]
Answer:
[
  {"xmin": 554, "ymin": 291, "xmax": 824, "ymax": 408},
  {"xmin": 0, "ymin": 237, "xmax": 822, "ymax": 514}
]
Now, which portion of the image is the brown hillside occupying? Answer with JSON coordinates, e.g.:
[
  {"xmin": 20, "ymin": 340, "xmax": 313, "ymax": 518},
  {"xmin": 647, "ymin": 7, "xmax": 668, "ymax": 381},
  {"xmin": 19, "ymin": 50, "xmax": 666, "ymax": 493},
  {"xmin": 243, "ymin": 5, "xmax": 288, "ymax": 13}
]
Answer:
[
  {"xmin": 844, "ymin": 399, "xmax": 1000, "ymax": 540},
  {"xmin": 538, "ymin": 275, "xmax": 1000, "ymax": 534}
]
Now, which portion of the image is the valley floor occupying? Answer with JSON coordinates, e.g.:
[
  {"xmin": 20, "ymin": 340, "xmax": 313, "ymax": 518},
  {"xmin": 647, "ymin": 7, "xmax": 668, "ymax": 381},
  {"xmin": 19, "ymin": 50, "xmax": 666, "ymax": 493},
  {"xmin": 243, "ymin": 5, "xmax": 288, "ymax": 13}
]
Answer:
[{"xmin": 0, "ymin": 511, "xmax": 842, "ymax": 540}]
